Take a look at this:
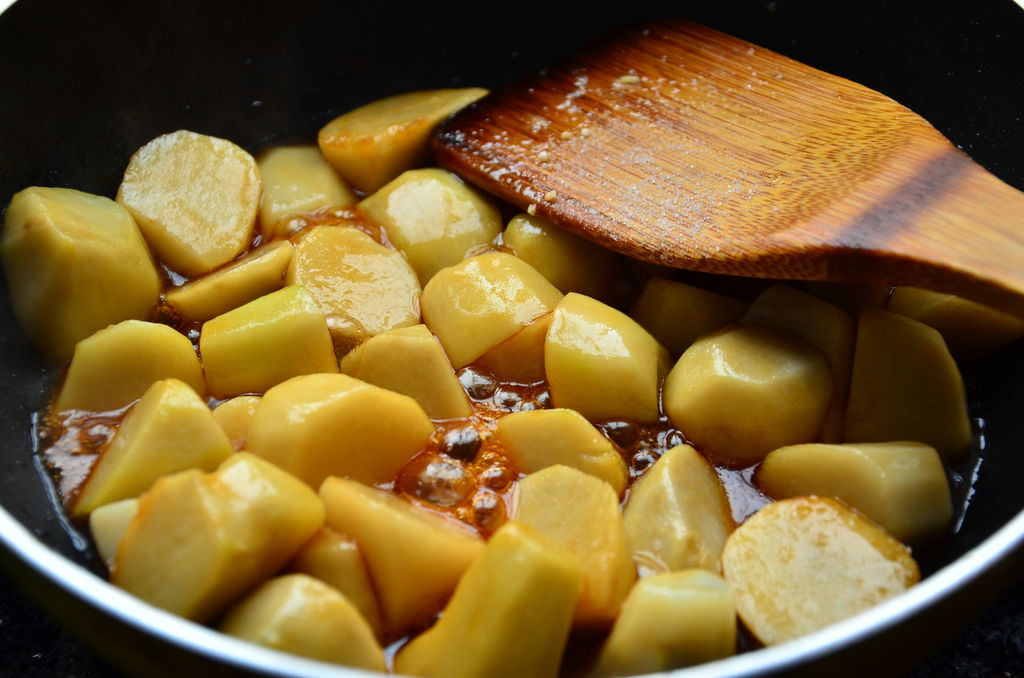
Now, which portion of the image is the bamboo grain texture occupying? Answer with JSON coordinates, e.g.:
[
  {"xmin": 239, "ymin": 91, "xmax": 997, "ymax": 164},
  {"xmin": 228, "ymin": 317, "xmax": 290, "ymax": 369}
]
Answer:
[{"xmin": 432, "ymin": 20, "xmax": 1024, "ymax": 315}]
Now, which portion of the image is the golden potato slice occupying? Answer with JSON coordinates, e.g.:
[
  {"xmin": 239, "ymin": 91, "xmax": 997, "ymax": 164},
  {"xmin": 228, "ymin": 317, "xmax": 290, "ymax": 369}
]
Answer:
[
  {"xmin": 396, "ymin": 521, "xmax": 580, "ymax": 678},
  {"xmin": 164, "ymin": 240, "xmax": 293, "ymax": 322},
  {"xmin": 72, "ymin": 379, "xmax": 233, "ymax": 517},
  {"xmin": 89, "ymin": 498, "xmax": 139, "ymax": 569},
  {"xmin": 248, "ymin": 373, "xmax": 432, "ymax": 488},
  {"xmin": 220, "ymin": 574, "xmax": 385, "ymax": 670},
  {"xmin": 211, "ymin": 396, "xmax": 261, "ymax": 451},
  {"xmin": 663, "ymin": 325, "xmax": 832, "ymax": 465},
  {"xmin": 287, "ymin": 225, "xmax": 420, "ymax": 353},
  {"xmin": 888, "ymin": 286, "xmax": 1024, "ymax": 362},
  {"xmin": 475, "ymin": 312, "xmax": 552, "ymax": 382},
  {"xmin": 320, "ymin": 477, "xmax": 484, "ymax": 637},
  {"xmin": 742, "ymin": 284, "xmax": 855, "ymax": 442},
  {"xmin": 513, "ymin": 465, "xmax": 636, "ymax": 627},
  {"xmin": 288, "ymin": 528, "xmax": 383, "ymax": 638},
  {"xmin": 359, "ymin": 168, "xmax": 502, "ymax": 284},
  {"xmin": 319, "ymin": 88, "xmax": 488, "ymax": 193},
  {"xmin": 117, "ymin": 130, "xmax": 260, "ymax": 275},
  {"xmin": 339, "ymin": 324, "xmax": 471, "ymax": 419},
  {"xmin": 199, "ymin": 285, "xmax": 338, "ymax": 397},
  {"xmin": 56, "ymin": 320, "xmax": 203, "ymax": 412},
  {"xmin": 421, "ymin": 252, "xmax": 562, "ymax": 369},
  {"xmin": 622, "ymin": 445, "xmax": 733, "ymax": 574},
  {"xmin": 721, "ymin": 496, "xmax": 919, "ymax": 646},
  {"xmin": 628, "ymin": 277, "xmax": 748, "ymax": 356},
  {"xmin": 758, "ymin": 442, "xmax": 952, "ymax": 544},
  {"xmin": 257, "ymin": 145, "xmax": 357, "ymax": 238},
  {"xmin": 546, "ymin": 293, "xmax": 670, "ymax": 423},
  {"xmin": 595, "ymin": 570, "xmax": 736, "ymax": 676},
  {"xmin": 113, "ymin": 453, "xmax": 325, "ymax": 622},
  {"xmin": 495, "ymin": 409, "xmax": 627, "ymax": 494},
  {"xmin": 844, "ymin": 308, "xmax": 971, "ymax": 458},
  {"xmin": 1, "ymin": 186, "xmax": 160, "ymax": 361},
  {"xmin": 503, "ymin": 213, "xmax": 619, "ymax": 301}
]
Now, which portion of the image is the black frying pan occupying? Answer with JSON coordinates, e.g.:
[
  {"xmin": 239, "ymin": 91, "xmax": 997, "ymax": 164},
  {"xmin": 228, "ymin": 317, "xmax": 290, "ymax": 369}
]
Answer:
[{"xmin": 1, "ymin": 0, "xmax": 1023, "ymax": 675}]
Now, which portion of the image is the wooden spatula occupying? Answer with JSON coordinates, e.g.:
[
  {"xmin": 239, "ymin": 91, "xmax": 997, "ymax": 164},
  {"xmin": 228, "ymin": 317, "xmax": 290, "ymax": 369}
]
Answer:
[{"xmin": 432, "ymin": 20, "xmax": 1024, "ymax": 315}]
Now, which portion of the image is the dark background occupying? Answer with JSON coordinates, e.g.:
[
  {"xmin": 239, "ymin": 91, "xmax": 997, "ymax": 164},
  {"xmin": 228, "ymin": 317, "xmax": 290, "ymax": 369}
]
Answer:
[{"xmin": 1, "ymin": 0, "xmax": 1023, "ymax": 675}]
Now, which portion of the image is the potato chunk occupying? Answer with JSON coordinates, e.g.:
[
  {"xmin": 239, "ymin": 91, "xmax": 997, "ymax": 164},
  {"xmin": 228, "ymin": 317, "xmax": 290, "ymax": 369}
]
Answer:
[
  {"xmin": 319, "ymin": 88, "xmax": 488, "ymax": 193},
  {"xmin": 117, "ymin": 130, "xmax": 260, "ymax": 275},
  {"xmin": 595, "ymin": 570, "xmax": 736, "ymax": 676},
  {"xmin": 56, "ymin": 320, "xmax": 203, "ymax": 412},
  {"xmin": 628, "ymin": 277, "xmax": 747, "ymax": 356},
  {"xmin": 546, "ymin": 293, "xmax": 670, "ymax": 423},
  {"xmin": 844, "ymin": 308, "xmax": 971, "ymax": 458},
  {"xmin": 421, "ymin": 252, "xmax": 562, "ymax": 368},
  {"xmin": 287, "ymin": 225, "xmax": 420, "ymax": 353},
  {"xmin": 1, "ymin": 187, "xmax": 160, "ymax": 361},
  {"xmin": 72, "ymin": 379, "xmax": 233, "ymax": 517},
  {"xmin": 503, "ymin": 213, "xmax": 619, "ymax": 301},
  {"xmin": 622, "ymin": 445, "xmax": 733, "ymax": 574},
  {"xmin": 257, "ymin": 145, "xmax": 357, "ymax": 238},
  {"xmin": 89, "ymin": 498, "xmax": 139, "ymax": 569},
  {"xmin": 513, "ymin": 465, "xmax": 636, "ymax": 627},
  {"xmin": 758, "ymin": 442, "xmax": 952, "ymax": 544},
  {"xmin": 113, "ymin": 453, "xmax": 325, "ymax": 622},
  {"xmin": 220, "ymin": 574, "xmax": 385, "ymax": 670},
  {"xmin": 211, "ymin": 396, "xmax": 261, "ymax": 450},
  {"xmin": 888, "ymin": 286, "xmax": 1024, "ymax": 362},
  {"xmin": 475, "ymin": 312, "xmax": 552, "ymax": 382},
  {"xmin": 320, "ymin": 477, "xmax": 484, "ymax": 637},
  {"xmin": 663, "ymin": 325, "xmax": 832, "ymax": 465},
  {"xmin": 743, "ymin": 284, "xmax": 855, "ymax": 443},
  {"xmin": 199, "ymin": 285, "xmax": 338, "ymax": 397},
  {"xmin": 164, "ymin": 240, "xmax": 293, "ymax": 322},
  {"xmin": 248, "ymin": 373, "xmax": 433, "ymax": 488},
  {"xmin": 288, "ymin": 528, "xmax": 383, "ymax": 637},
  {"xmin": 339, "ymin": 324, "xmax": 471, "ymax": 419},
  {"xmin": 359, "ymin": 168, "xmax": 502, "ymax": 284},
  {"xmin": 396, "ymin": 521, "xmax": 581, "ymax": 678},
  {"xmin": 495, "ymin": 409, "xmax": 627, "ymax": 494},
  {"xmin": 721, "ymin": 496, "xmax": 919, "ymax": 646}
]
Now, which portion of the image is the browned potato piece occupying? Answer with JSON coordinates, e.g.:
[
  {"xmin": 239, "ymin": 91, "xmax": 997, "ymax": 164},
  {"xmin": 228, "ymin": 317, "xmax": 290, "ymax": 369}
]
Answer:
[
  {"xmin": 629, "ymin": 277, "xmax": 748, "ymax": 356},
  {"xmin": 72, "ymin": 379, "xmax": 233, "ymax": 517},
  {"xmin": 513, "ymin": 465, "xmax": 636, "ymax": 627},
  {"xmin": 546, "ymin": 293, "xmax": 671, "ymax": 423},
  {"xmin": 844, "ymin": 308, "xmax": 971, "ymax": 458},
  {"xmin": 421, "ymin": 252, "xmax": 562, "ymax": 369},
  {"xmin": 220, "ymin": 574, "xmax": 385, "ymax": 670},
  {"xmin": 359, "ymin": 169, "xmax": 503, "ymax": 284},
  {"xmin": 257, "ymin": 145, "xmax": 357, "ymax": 238},
  {"xmin": 339, "ymin": 324, "xmax": 471, "ymax": 419},
  {"xmin": 287, "ymin": 225, "xmax": 421, "ymax": 353},
  {"xmin": 288, "ymin": 528, "xmax": 383, "ymax": 637},
  {"xmin": 211, "ymin": 396, "xmax": 261, "ymax": 451},
  {"xmin": 164, "ymin": 240, "xmax": 293, "ymax": 322},
  {"xmin": 503, "ymin": 213, "xmax": 619, "ymax": 301},
  {"xmin": 742, "ymin": 284, "xmax": 855, "ymax": 442},
  {"xmin": 888, "ymin": 286, "xmax": 1024, "ymax": 362},
  {"xmin": 622, "ymin": 445, "xmax": 733, "ymax": 574},
  {"xmin": 475, "ymin": 312, "xmax": 552, "ymax": 382},
  {"xmin": 721, "ymin": 496, "xmax": 919, "ymax": 646},
  {"xmin": 319, "ymin": 88, "xmax": 488, "ymax": 193},
  {"xmin": 594, "ymin": 570, "xmax": 736, "ymax": 676},
  {"xmin": 113, "ymin": 453, "xmax": 325, "ymax": 623},
  {"xmin": 56, "ymin": 320, "xmax": 204, "ymax": 412},
  {"xmin": 320, "ymin": 477, "xmax": 484, "ymax": 637},
  {"xmin": 1, "ymin": 187, "xmax": 160, "ymax": 362},
  {"xmin": 200, "ymin": 285, "xmax": 338, "ymax": 397},
  {"xmin": 495, "ymin": 409, "xmax": 628, "ymax": 494},
  {"xmin": 247, "ymin": 373, "xmax": 433, "ymax": 488},
  {"xmin": 757, "ymin": 442, "xmax": 952, "ymax": 544},
  {"xmin": 396, "ymin": 521, "xmax": 581, "ymax": 678},
  {"xmin": 117, "ymin": 130, "xmax": 260, "ymax": 275},
  {"xmin": 663, "ymin": 325, "xmax": 832, "ymax": 465}
]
